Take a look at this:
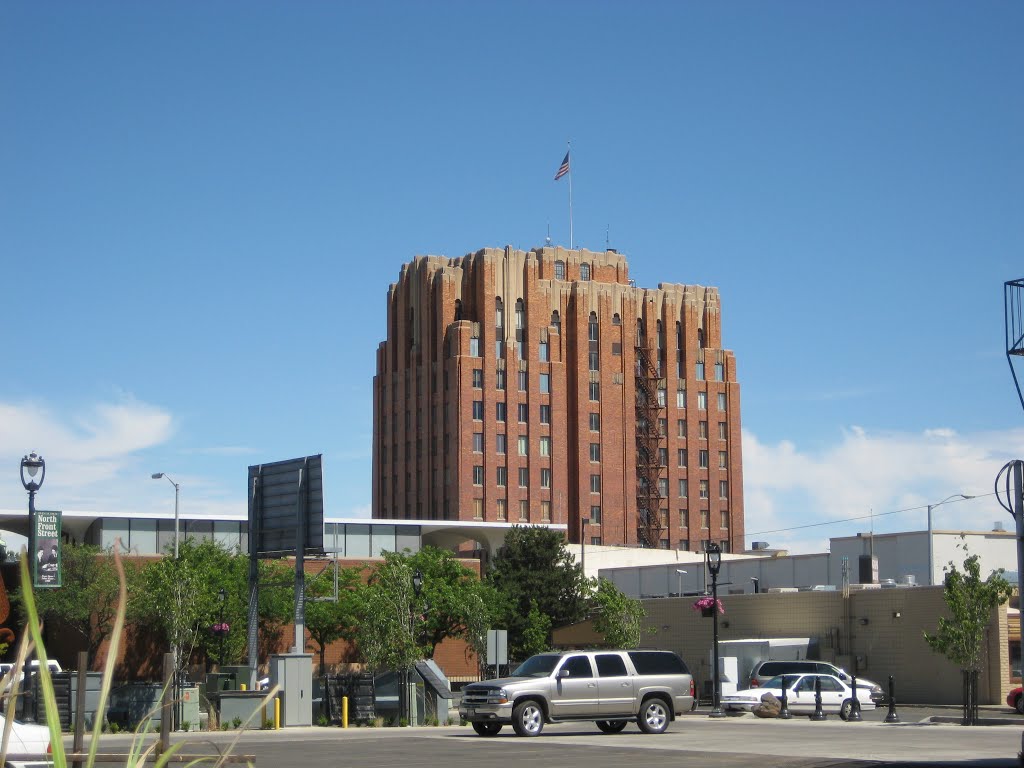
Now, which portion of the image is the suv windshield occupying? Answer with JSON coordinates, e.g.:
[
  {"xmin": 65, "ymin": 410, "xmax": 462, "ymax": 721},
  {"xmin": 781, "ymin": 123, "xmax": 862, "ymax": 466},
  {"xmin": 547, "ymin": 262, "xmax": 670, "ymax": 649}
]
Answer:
[{"xmin": 512, "ymin": 654, "xmax": 561, "ymax": 678}]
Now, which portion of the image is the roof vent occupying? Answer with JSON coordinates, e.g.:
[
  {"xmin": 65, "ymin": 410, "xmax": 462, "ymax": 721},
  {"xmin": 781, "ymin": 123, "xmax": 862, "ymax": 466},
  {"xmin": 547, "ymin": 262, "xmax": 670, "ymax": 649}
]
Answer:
[
  {"xmin": 752, "ymin": 541, "xmax": 770, "ymax": 550},
  {"xmin": 994, "ymin": 521, "xmax": 1006, "ymax": 532}
]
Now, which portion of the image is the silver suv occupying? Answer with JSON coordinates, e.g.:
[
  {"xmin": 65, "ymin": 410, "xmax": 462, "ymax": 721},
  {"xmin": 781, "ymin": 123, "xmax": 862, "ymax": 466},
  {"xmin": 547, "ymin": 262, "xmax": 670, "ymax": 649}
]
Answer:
[
  {"xmin": 748, "ymin": 660, "xmax": 884, "ymax": 702},
  {"xmin": 459, "ymin": 649, "xmax": 695, "ymax": 737}
]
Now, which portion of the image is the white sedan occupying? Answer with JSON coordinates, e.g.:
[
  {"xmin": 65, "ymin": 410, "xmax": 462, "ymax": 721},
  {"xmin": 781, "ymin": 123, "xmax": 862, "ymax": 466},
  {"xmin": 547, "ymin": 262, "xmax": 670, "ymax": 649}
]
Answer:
[
  {"xmin": 722, "ymin": 673, "xmax": 876, "ymax": 719},
  {"xmin": 0, "ymin": 712, "xmax": 52, "ymax": 768}
]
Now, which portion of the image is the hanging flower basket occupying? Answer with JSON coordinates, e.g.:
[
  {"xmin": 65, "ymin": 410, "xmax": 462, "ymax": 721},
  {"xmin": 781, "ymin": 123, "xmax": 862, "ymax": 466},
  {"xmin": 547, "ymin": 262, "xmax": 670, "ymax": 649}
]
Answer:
[
  {"xmin": 691, "ymin": 596, "xmax": 724, "ymax": 617},
  {"xmin": 211, "ymin": 622, "xmax": 230, "ymax": 637}
]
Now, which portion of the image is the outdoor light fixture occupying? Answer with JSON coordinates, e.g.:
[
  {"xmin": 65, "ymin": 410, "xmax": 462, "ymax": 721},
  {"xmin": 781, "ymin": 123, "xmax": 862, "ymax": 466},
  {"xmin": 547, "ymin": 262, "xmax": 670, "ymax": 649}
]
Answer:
[
  {"xmin": 927, "ymin": 493, "xmax": 974, "ymax": 586},
  {"xmin": 19, "ymin": 451, "xmax": 45, "ymax": 724},
  {"xmin": 750, "ymin": 577, "xmax": 760, "ymax": 594},
  {"xmin": 412, "ymin": 569, "xmax": 424, "ymax": 597},
  {"xmin": 675, "ymin": 569, "xmax": 687, "ymax": 596},
  {"xmin": 151, "ymin": 472, "xmax": 181, "ymax": 559},
  {"xmin": 705, "ymin": 542, "xmax": 725, "ymax": 718}
]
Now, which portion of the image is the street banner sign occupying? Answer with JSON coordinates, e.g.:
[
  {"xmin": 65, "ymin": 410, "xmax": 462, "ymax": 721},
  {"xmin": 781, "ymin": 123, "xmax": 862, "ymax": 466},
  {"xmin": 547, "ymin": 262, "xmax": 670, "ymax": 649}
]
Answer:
[{"xmin": 34, "ymin": 510, "xmax": 61, "ymax": 588}]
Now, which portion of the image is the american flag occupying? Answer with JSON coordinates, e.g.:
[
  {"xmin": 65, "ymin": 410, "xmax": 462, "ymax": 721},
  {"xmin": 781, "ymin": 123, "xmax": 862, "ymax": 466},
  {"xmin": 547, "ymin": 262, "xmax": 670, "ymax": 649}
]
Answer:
[{"xmin": 554, "ymin": 151, "xmax": 570, "ymax": 181}]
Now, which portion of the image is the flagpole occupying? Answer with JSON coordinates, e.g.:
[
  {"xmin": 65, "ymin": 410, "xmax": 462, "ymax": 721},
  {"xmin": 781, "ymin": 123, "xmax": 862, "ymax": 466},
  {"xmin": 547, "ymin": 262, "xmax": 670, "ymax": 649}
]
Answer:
[{"xmin": 568, "ymin": 141, "xmax": 573, "ymax": 250}]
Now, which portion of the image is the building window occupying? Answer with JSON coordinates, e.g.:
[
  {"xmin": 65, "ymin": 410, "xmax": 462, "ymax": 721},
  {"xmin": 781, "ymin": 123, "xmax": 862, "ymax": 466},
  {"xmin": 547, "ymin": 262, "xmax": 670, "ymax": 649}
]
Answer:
[
  {"xmin": 719, "ymin": 480, "xmax": 729, "ymax": 499},
  {"xmin": 699, "ymin": 480, "xmax": 709, "ymax": 499},
  {"xmin": 719, "ymin": 451, "xmax": 727, "ymax": 469},
  {"xmin": 591, "ymin": 536, "xmax": 603, "ymax": 545},
  {"xmin": 495, "ymin": 339, "xmax": 505, "ymax": 358},
  {"xmin": 496, "ymin": 434, "xmax": 507, "ymax": 454},
  {"xmin": 472, "ymin": 369, "xmax": 483, "ymax": 388},
  {"xmin": 677, "ymin": 419, "xmax": 686, "ymax": 438},
  {"xmin": 715, "ymin": 363, "xmax": 724, "ymax": 382},
  {"xmin": 698, "ymin": 391, "xmax": 707, "ymax": 410},
  {"xmin": 589, "ymin": 382, "xmax": 600, "ymax": 401},
  {"xmin": 539, "ymin": 340, "xmax": 549, "ymax": 362},
  {"xmin": 539, "ymin": 373, "xmax": 550, "ymax": 393},
  {"xmin": 518, "ymin": 467, "xmax": 529, "ymax": 487},
  {"xmin": 678, "ymin": 449, "xmax": 687, "ymax": 467},
  {"xmin": 676, "ymin": 391, "xmax": 686, "ymax": 408},
  {"xmin": 515, "ymin": 299, "xmax": 525, "ymax": 358},
  {"xmin": 541, "ymin": 500, "xmax": 551, "ymax": 521},
  {"xmin": 720, "ymin": 510, "xmax": 729, "ymax": 529},
  {"xmin": 580, "ymin": 263, "xmax": 591, "ymax": 281},
  {"xmin": 540, "ymin": 436, "xmax": 551, "ymax": 456},
  {"xmin": 469, "ymin": 337, "xmax": 480, "ymax": 357},
  {"xmin": 518, "ymin": 370, "xmax": 528, "ymax": 391},
  {"xmin": 473, "ymin": 432, "xmax": 483, "ymax": 453},
  {"xmin": 590, "ymin": 505, "xmax": 602, "ymax": 524},
  {"xmin": 718, "ymin": 421, "xmax": 728, "ymax": 440},
  {"xmin": 696, "ymin": 362, "xmax": 705, "ymax": 380},
  {"xmin": 541, "ymin": 468, "xmax": 551, "ymax": 488},
  {"xmin": 718, "ymin": 392, "xmax": 727, "ymax": 411},
  {"xmin": 590, "ymin": 474, "xmax": 601, "ymax": 493},
  {"xmin": 496, "ymin": 369, "xmax": 506, "ymax": 390},
  {"xmin": 518, "ymin": 436, "xmax": 528, "ymax": 456},
  {"xmin": 657, "ymin": 388, "xmax": 666, "ymax": 407},
  {"xmin": 519, "ymin": 500, "xmax": 529, "ymax": 521},
  {"xmin": 697, "ymin": 328, "xmax": 705, "ymax": 347},
  {"xmin": 612, "ymin": 342, "xmax": 622, "ymax": 356},
  {"xmin": 496, "ymin": 297, "xmax": 504, "ymax": 329},
  {"xmin": 473, "ymin": 466, "xmax": 484, "ymax": 485},
  {"xmin": 699, "ymin": 450, "xmax": 709, "ymax": 468},
  {"xmin": 496, "ymin": 402, "xmax": 506, "ymax": 422},
  {"xmin": 496, "ymin": 499, "xmax": 507, "ymax": 520},
  {"xmin": 472, "ymin": 401, "xmax": 484, "ymax": 420},
  {"xmin": 555, "ymin": 260, "xmax": 566, "ymax": 280},
  {"xmin": 678, "ymin": 479, "xmax": 688, "ymax": 497},
  {"xmin": 658, "ymin": 447, "xmax": 668, "ymax": 466},
  {"xmin": 699, "ymin": 421, "xmax": 708, "ymax": 439},
  {"xmin": 658, "ymin": 478, "xmax": 668, "ymax": 497},
  {"xmin": 679, "ymin": 538, "xmax": 689, "ymax": 551},
  {"xmin": 518, "ymin": 403, "xmax": 529, "ymax": 423},
  {"xmin": 473, "ymin": 498, "xmax": 483, "ymax": 519},
  {"xmin": 720, "ymin": 539, "xmax": 730, "ymax": 553},
  {"xmin": 700, "ymin": 509, "xmax": 710, "ymax": 528},
  {"xmin": 590, "ymin": 443, "xmax": 601, "ymax": 462},
  {"xmin": 496, "ymin": 467, "xmax": 507, "ymax": 486},
  {"xmin": 540, "ymin": 405, "xmax": 551, "ymax": 424},
  {"xmin": 590, "ymin": 412, "xmax": 600, "ymax": 431},
  {"xmin": 588, "ymin": 351, "xmax": 599, "ymax": 371}
]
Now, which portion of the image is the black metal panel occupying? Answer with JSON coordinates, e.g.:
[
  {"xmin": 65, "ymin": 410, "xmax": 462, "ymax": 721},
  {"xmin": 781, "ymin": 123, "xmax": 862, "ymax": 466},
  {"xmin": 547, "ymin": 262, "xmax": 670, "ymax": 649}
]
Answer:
[{"xmin": 248, "ymin": 455, "xmax": 325, "ymax": 557}]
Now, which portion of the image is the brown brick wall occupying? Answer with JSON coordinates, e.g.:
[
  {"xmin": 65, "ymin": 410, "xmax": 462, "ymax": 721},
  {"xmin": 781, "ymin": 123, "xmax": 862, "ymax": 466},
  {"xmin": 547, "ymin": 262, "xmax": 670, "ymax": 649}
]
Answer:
[{"xmin": 374, "ymin": 246, "xmax": 745, "ymax": 553}]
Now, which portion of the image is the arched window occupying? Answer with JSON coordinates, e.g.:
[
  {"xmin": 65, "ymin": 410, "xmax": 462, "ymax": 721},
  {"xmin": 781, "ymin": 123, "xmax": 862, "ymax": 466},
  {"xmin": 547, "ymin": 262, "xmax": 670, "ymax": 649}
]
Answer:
[
  {"xmin": 495, "ymin": 297, "xmax": 504, "ymax": 329},
  {"xmin": 495, "ymin": 298, "xmax": 505, "ymax": 358},
  {"xmin": 612, "ymin": 313, "xmax": 621, "ymax": 326},
  {"xmin": 555, "ymin": 260, "xmax": 566, "ymax": 280},
  {"xmin": 580, "ymin": 263, "xmax": 591, "ymax": 281},
  {"xmin": 697, "ymin": 327, "xmax": 705, "ymax": 347}
]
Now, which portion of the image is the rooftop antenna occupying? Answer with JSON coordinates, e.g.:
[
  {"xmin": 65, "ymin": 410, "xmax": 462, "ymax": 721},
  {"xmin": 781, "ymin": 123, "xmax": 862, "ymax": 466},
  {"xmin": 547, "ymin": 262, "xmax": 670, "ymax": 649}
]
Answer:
[
  {"xmin": 546, "ymin": 221, "xmax": 551, "ymax": 246},
  {"xmin": 606, "ymin": 224, "xmax": 610, "ymax": 248}
]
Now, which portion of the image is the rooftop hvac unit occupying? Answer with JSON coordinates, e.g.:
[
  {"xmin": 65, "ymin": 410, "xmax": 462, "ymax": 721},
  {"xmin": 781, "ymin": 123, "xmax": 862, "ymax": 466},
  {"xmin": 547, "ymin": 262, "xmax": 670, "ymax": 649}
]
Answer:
[
  {"xmin": 880, "ymin": 579, "xmax": 898, "ymax": 588},
  {"xmin": 767, "ymin": 587, "xmax": 798, "ymax": 593},
  {"xmin": 751, "ymin": 541, "xmax": 770, "ymax": 550},
  {"xmin": 994, "ymin": 521, "xmax": 1006, "ymax": 532},
  {"xmin": 899, "ymin": 574, "xmax": 917, "ymax": 585},
  {"xmin": 848, "ymin": 583, "xmax": 882, "ymax": 591}
]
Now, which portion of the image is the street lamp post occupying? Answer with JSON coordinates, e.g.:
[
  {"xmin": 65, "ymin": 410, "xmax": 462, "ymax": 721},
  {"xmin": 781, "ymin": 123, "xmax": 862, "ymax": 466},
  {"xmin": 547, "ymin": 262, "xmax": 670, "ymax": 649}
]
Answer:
[
  {"xmin": 19, "ymin": 451, "xmax": 45, "ymax": 724},
  {"xmin": 151, "ymin": 473, "xmax": 180, "ymax": 559},
  {"xmin": 217, "ymin": 587, "xmax": 227, "ymax": 669},
  {"xmin": 706, "ymin": 542, "xmax": 725, "ymax": 718},
  {"xmin": 927, "ymin": 494, "xmax": 974, "ymax": 585},
  {"xmin": 675, "ymin": 569, "xmax": 687, "ymax": 597},
  {"xmin": 407, "ymin": 569, "xmax": 424, "ymax": 726}
]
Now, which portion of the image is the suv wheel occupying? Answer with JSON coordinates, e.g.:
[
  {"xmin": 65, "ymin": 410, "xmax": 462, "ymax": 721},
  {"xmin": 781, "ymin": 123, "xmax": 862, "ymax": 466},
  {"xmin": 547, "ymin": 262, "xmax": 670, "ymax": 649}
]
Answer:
[
  {"xmin": 637, "ymin": 696, "xmax": 670, "ymax": 734},
  {"xmin": 472, "ymin": 722, "xmax": 502, "ymax": 736},
  {"xmin": 596, "ymin": 720, "xmax": 627, "ymax": 733},
  {"xmin": 512, "ymin": 699, "xmax": 544, "ymax": 737}
]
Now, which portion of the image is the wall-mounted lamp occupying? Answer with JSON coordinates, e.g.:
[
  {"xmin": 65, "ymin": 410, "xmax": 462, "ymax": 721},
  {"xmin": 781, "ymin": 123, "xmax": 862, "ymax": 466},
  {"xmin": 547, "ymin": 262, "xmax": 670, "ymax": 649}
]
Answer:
[
  {"xmin": 892, "ymin": 611, "xmax": 901, "ymax": 619},
  {"xmin": 858, "ymin": 617, "xmax": 870, "ymax": 626}
]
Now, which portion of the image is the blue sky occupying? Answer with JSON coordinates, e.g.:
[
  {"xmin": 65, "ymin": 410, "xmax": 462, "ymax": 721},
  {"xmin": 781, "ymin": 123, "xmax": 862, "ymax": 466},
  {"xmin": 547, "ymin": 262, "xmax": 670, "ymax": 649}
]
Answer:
[{"xmin": 1, "ymin": 1, "xmax": 1022, "ymax": 554}]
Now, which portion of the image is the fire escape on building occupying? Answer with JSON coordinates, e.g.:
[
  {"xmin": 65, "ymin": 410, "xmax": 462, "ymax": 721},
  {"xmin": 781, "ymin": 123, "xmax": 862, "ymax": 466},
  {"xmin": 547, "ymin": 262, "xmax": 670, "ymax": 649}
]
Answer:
[{"xmin": 635, "ymin": 336, "xmax": 666, "ymax": 548}]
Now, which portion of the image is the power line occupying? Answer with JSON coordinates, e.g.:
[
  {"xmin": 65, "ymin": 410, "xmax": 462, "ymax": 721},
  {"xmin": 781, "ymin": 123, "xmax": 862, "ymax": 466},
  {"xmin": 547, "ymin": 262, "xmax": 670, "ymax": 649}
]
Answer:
[{"xmin": 746, "ymin": 491, "xmax": 996, "ymax": 538}]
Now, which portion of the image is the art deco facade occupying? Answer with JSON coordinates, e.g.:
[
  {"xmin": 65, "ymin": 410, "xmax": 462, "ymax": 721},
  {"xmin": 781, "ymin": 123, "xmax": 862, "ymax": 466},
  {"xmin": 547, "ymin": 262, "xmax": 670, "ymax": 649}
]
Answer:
[{"xmin": 372, "ymin": 246, "xmax": 744, "ymax": 552}]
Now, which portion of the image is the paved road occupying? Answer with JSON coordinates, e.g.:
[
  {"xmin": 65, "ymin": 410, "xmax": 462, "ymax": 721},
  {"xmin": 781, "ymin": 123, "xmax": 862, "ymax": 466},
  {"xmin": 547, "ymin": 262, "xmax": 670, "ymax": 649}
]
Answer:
[{"xmin": 66, "ymin": 709, "xmax": 1024, "ymax": 768}]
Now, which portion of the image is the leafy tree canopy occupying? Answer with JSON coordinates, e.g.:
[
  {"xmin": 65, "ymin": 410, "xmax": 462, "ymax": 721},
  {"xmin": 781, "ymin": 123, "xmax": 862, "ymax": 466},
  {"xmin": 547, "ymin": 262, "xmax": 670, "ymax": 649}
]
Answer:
[{"xmin": 590, "ymin": 577, "xmax": 647, "ymax": 649}]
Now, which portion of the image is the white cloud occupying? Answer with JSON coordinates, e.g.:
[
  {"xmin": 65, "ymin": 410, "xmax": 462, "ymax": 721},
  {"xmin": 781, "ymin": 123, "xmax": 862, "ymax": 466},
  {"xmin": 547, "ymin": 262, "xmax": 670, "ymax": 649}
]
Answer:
[{"xmin": 742, "ymin": 425, "xmax": 1024, "ymax": 554}]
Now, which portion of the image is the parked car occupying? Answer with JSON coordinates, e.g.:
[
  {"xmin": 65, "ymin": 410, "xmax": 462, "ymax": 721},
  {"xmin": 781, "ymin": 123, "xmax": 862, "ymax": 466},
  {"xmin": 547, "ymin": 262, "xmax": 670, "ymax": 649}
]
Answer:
[
  {"xmin": 0, "ymin": 660, "xmax": 63, "ymax": 687},
  {"xmin": 459, "ymin": 649, "xmax": 695, "ymax": 737},
  {"xmin": 0, "ymin": 711, "xmax": 51, "ymax": 767},
  {"xmin": 748, "ymin": 660, "xmax": 884, "ymax": 703},
  {"xmin": 1006, "ymin": 686, "xmax": 1024, "ymax": 714},
  {"xmin": 722, "ymin": 673, "xmax": 876, "ymax": 719}
]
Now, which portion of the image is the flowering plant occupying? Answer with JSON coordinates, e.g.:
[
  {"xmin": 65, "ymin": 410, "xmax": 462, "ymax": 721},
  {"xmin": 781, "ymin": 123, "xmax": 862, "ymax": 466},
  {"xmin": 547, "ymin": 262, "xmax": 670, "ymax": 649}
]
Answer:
[
  {"xmin": 211, "ymin": 622, "xmax": 231, "ymax": 635},
  {"xmin": 691, "ymin": 596, "xmax": 724, "ymax": 614}
]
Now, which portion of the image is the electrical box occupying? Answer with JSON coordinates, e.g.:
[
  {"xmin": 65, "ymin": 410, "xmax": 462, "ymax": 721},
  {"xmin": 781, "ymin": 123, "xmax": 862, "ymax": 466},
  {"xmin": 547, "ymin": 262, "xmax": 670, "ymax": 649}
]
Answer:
[{"xmin": 269, "ymin": 653, "xmax": 313, "ymax": 727}]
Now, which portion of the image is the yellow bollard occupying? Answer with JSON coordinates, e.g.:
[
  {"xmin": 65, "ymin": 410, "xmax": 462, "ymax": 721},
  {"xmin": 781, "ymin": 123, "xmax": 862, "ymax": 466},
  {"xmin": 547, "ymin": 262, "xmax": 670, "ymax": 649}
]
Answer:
[
  {"xmin": 240, "ymin": 683, "xmax": 246, "ymax": 691},
  {"xmin": 274, "ymin": 697, "xmax": 281, "ymax": 729},
  {"xmin": 342, "ymin": 695, "xmax": 349, "ymax": 729}
]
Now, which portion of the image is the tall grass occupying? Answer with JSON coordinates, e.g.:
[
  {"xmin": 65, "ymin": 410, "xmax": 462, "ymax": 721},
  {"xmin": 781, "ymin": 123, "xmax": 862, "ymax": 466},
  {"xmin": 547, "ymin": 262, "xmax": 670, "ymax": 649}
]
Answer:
[{"xmin": 9, "ymin": 546, "xmax": 265, "ymax": 767}]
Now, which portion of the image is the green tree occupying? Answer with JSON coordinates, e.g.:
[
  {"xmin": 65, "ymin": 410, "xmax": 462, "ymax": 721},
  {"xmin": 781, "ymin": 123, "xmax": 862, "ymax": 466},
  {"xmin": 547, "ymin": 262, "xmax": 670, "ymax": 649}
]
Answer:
[
  {"xmin": 590, "ymin": 577, "xmax": 646, "ymax": 648},
  {"xmin": 486, "ymin": 526, "xmax": 589, "ymax": 660},
  {"xmin": 518, "ymin": 600, "xmax": 552, "ymax": 658},
  {"xmin": 12, "ymin": 543, "xmax": 134, "ymax": 665},
  {"xmin": 304, "ymin": 564, "xmax": 362, "ymax": 674},
  {"xmin": 352, "ymin": 552, "xmax": 420, "ymax": 672},
  {"xmin": 924, "ymin": 540, "xmax": 1013, "ymax": 669}
]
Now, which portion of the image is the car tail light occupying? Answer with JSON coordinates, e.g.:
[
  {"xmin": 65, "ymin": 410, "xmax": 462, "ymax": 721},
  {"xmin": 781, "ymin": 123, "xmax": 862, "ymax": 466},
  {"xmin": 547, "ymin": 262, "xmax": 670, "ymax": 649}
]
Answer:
[
  {"xmin": 689, "ymin": 679, "xmax": 695, "ymax": 698},
  {"xmin": 749, "ymin": 678, "xmax": 759, "ymax": 688},
  {"xmin": 47, "ymin": 742, "xmax": 52, "ymax": 754}
]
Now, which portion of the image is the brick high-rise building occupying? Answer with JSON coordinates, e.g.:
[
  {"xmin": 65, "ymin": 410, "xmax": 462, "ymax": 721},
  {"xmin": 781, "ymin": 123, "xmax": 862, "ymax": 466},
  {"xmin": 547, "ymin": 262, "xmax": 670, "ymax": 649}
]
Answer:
[{"xmin": 372, "ymin": 246, "xmax": 743, "ymax": 552}]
